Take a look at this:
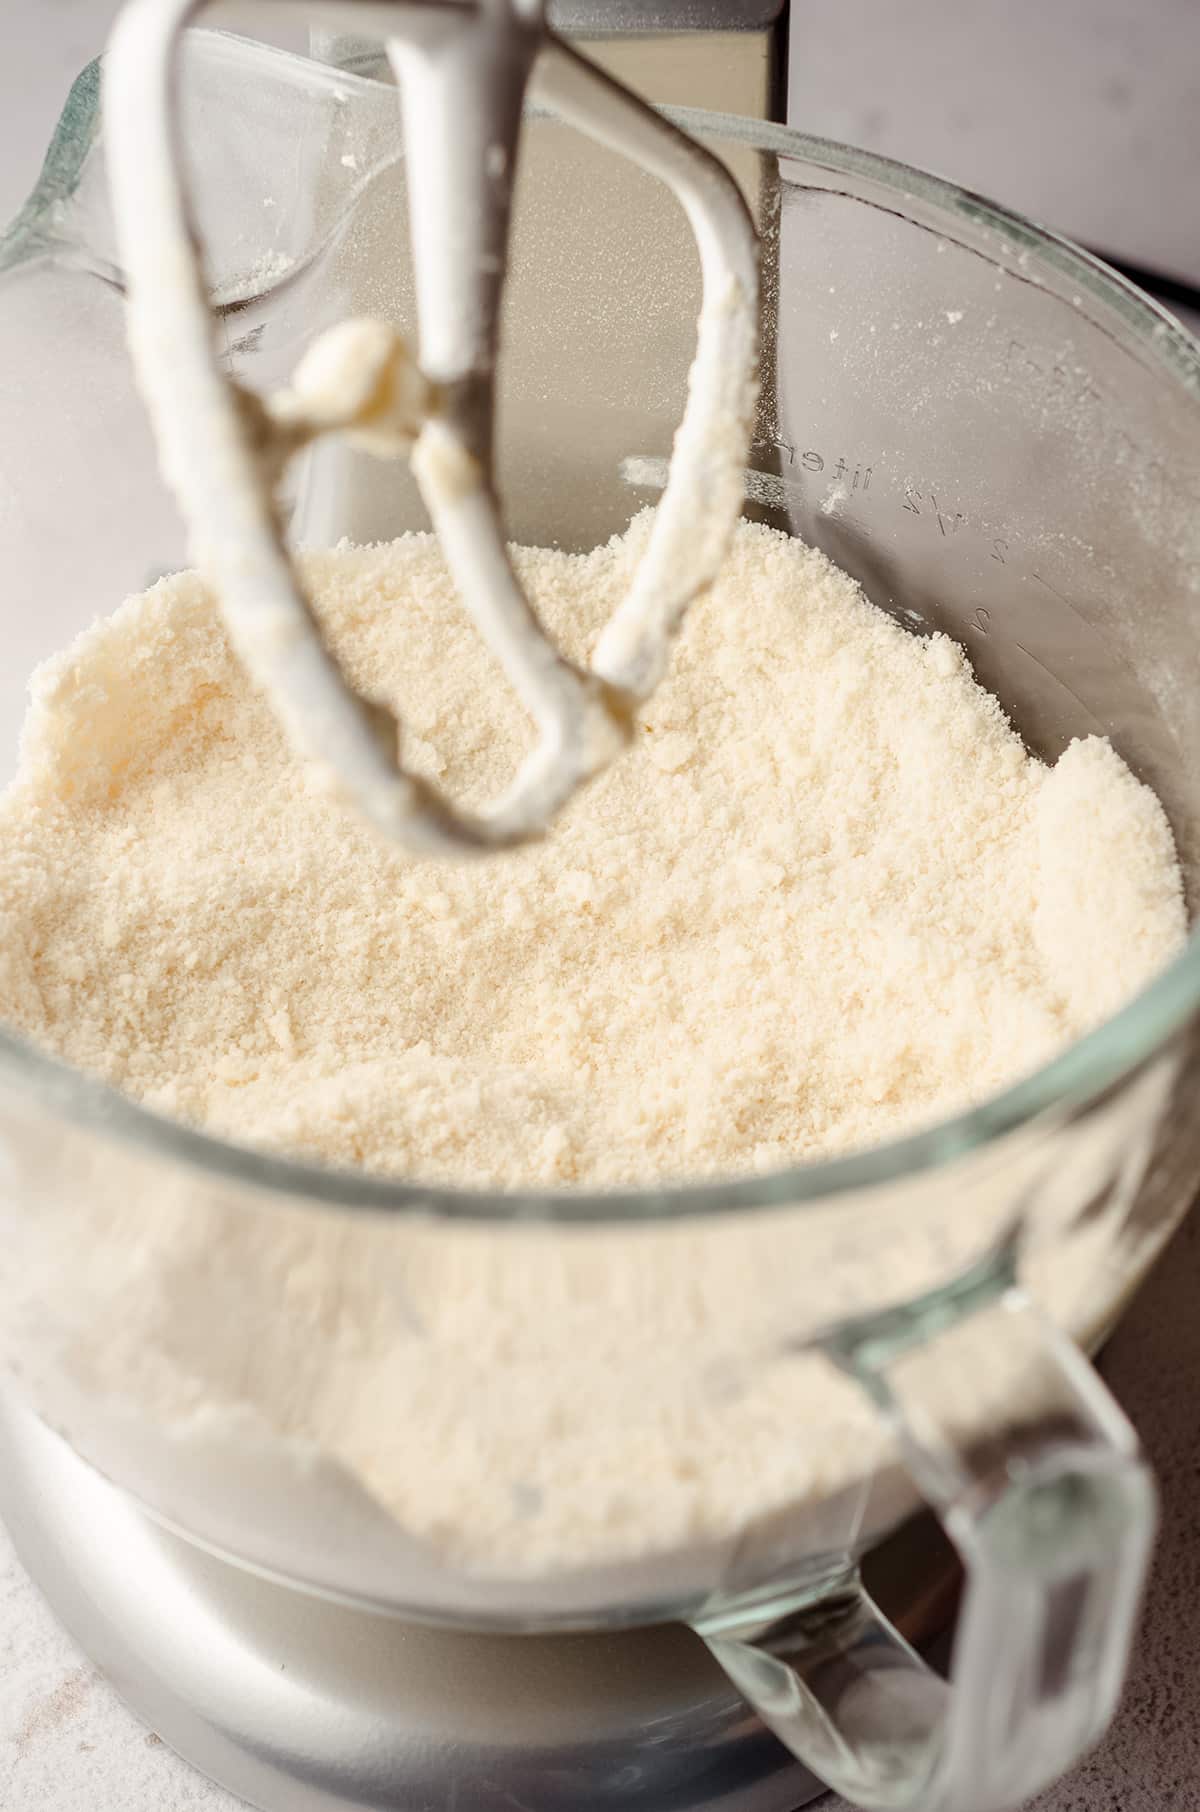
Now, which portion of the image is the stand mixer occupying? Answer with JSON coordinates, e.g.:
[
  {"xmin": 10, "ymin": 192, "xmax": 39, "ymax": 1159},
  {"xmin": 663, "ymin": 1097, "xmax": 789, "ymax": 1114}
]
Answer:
[{"xmin": 2, "ymin": 11, "xmax": 1200, "ymax": 1812}]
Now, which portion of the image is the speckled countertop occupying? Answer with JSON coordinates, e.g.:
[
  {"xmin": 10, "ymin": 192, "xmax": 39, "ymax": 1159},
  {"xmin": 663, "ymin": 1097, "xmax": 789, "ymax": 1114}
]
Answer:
[{"xmin": 2, "ymin": 6, "xmax": 1199, "ymax": 1809}]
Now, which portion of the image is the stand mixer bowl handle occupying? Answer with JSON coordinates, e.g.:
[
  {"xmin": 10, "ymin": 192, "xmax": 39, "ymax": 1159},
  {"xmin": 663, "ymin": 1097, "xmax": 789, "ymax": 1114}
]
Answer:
[{"xmin": 695, "ymin": 1270, "xmax": 1156, "ymax": 1812}]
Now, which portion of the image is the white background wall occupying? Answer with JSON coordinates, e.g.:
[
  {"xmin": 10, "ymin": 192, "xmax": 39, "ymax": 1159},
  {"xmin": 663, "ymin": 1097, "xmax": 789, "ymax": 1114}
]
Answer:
[{"xmin": 788, "ymin": 0, "xmax": 1200, "ymax": 287}]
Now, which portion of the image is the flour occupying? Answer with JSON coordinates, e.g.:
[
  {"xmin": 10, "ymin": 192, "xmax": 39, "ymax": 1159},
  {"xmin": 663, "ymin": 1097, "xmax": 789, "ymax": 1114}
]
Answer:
[
  {"xmin": 0, "ymin": 515, "xmax": 1182, "ymax": 1186},
  {"xmin": 0, "ymin": 516, "xmax": 1187, "ymax": 1593}
]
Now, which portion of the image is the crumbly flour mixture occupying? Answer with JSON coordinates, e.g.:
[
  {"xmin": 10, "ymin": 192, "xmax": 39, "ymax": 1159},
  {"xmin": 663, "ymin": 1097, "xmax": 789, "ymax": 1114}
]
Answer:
[
  {"xmin": 0, "ymin": 516, "xmax": 1188, "ymax": 1594},
  {"xmin": 0, "ymin": 516, "xmax": 1184, "ymax": 1185}
]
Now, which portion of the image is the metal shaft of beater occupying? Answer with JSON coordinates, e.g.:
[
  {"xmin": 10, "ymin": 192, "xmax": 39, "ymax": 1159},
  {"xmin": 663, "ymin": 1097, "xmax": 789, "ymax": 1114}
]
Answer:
[
  {"xmin": 103, "ymin": 0, "xmax": 759, "ymax": 855},
  {"xmin": 383, "ymin": 1, "xmax": 623, "ymax": 828}
]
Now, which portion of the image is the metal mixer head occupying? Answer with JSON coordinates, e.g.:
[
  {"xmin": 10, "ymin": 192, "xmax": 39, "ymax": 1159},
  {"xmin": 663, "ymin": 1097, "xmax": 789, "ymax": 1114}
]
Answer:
[{"xmin": 103, "ymin": 1, "xmax": 759, "ymax": 854}]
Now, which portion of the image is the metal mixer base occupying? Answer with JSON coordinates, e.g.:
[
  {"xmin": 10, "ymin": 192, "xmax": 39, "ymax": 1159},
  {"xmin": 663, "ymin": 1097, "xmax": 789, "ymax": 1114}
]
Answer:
[{"xmin": 0, "ymin": 1389, "xmax": 956, "ymax": 1812}]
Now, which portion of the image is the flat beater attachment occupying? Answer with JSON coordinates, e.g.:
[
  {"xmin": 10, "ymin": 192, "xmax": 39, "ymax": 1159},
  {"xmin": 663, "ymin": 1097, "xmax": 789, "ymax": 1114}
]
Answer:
[{"xmin": 104, "ymin": 0, "xmax": 759, "ymax": 853}]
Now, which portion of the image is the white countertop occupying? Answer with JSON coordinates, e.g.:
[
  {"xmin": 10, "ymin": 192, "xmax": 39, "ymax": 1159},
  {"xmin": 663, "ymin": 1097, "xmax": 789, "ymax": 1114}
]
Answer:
[{"xmin": 0, "ymin": 1518, "xmax": 238, "ymax": 1810}]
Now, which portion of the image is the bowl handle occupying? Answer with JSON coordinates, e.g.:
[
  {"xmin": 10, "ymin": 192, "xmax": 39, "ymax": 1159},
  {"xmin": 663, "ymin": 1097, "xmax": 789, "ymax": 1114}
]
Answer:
[{"xmin": 696, "ymin": 1281, "xmax": 1156, "ymax": 1812}]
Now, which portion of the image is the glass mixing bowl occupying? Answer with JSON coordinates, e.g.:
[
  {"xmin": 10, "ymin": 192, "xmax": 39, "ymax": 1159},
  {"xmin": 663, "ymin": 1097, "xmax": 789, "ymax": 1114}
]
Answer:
[{"xmin": 1, "ymin": 27, "xmax": 1199, "ymax": 1812}]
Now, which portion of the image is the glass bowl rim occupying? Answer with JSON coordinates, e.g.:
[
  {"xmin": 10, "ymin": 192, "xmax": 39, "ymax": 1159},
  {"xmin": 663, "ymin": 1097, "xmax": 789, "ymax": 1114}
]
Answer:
[{"xmin": 3, "ymin": 81, "xmax": 1199, "ymax": 1224}]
